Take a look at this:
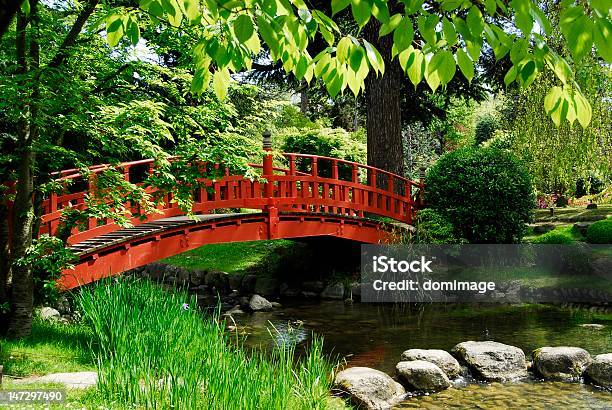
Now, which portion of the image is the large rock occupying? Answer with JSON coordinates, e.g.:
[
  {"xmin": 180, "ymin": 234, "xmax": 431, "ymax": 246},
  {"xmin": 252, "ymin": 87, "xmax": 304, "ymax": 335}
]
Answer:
[
  {"xmin": 254, "ymin": 277, "xmax": 279, "ymax": 296},
  {"xmin": 451, "ymin": 341, "xmax": 528, "ymax": 382},
  {"xmin": 39, "ymin": 307, "xmax": 60, "ymax": 321},
  {"xmin": 334, "ymin": 367, "xmax": 405, "ymax": 410},
  {"xmin": 586, "ymin": 353, "xmax": 612, "ymax": 388},
  {"xmin": 189, "ymin": 270, "xmax": 207, "ymax": 286},
  {"xmin": 395, "ymin": 360, "xmax": 451, "ymax": 392},
  {"xmin": 241, "ymin": 274, "xmax": 257, "ymax": 294},
  {"xmin": 228, "ymin": 273, "xmax": 244, "ymax": 291},
  {"xmin": 321, "ymin": 283, "xmax": 345, "ymax": 299},
  {"xmin": 205, "ymin": 271, "xmax": 230, "ymax": 293},
  {"xmin": 533, "ymin": 346, "xmax": 591, "ymax": 381},
  {"xmin": 400, "ymin": 349, "xmax": 462, "ymax": 378},
  {"xmin": 248, "ymin": 294, "xmax": 273, "ymax": 311}
]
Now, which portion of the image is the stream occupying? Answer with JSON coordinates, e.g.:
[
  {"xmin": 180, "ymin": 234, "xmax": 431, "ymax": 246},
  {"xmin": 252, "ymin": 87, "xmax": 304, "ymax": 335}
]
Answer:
[{"xmin": 234, "ymin": 302, "xmax": 612, "ymax": 409}]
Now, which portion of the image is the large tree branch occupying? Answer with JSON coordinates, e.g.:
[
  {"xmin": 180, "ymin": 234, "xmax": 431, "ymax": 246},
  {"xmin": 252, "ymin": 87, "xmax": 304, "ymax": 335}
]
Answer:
[{"xmin": 47, "ymin": 0, "xmax": 99, "ymax": 69}]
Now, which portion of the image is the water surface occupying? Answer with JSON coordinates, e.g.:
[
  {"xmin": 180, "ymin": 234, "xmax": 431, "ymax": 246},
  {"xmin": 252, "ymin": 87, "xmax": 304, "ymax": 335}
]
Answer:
[{"xmin": 234, "ymin": 302, "xmax": 612, "ymax": 408}]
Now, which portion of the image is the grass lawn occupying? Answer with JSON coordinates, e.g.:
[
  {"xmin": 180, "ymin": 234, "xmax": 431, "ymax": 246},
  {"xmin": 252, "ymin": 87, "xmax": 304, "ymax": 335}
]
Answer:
[
  {"xmin": 0, "ymin": 319, "xmax": 94, "ymax": 378},
  {"xmin": 160, "ymin": 239, "xmax": 296, "ymax": 273},
  {"xmin": 534, "ymin": 204, "xmax": 612, "ymax": 223}
]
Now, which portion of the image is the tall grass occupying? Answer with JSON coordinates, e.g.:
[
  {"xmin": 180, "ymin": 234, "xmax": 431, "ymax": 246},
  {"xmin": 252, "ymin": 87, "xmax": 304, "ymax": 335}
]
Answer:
[{"xmin": 78, "ymin": 278, "xmax": 337, "ymax": 409}]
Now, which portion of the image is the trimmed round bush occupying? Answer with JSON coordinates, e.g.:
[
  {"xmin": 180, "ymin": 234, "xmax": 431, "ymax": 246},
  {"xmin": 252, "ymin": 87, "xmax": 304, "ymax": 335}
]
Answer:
[
  {"xmin": 532, "ymin": 231, "xmax": 574, "ymax": 244},
  {"xmin": 426, "ymin": 147, "xmax": 534, "ymax": 243},
  {"xmin": 586, "ymin": 219, "xmax": 612, "ymax": 244},
  {"xmin": 415, "ymin": 209, "xmax": 464, "ymax": 244}
]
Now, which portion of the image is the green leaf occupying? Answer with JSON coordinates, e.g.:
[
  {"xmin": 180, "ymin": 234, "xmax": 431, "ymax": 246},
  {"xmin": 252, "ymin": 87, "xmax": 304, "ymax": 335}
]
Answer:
[
  {"xmin": 428, "ymin": 49, "xmax": 456, "ymax": 86},
  {"xmin": 182, "ymin": 0, "xmax": 199, "ymax": 22},
  {"xmin": 212, "ymin": 67, "xmax": 230, "ymax": 100},
  {"xmin": 466, "ymin": 39, "xmax": 482, "ymax": 61},
  {"xmin": 593, "ymin": 17, "xmax": 612, "ymax": 61},
  {"xmin": 573, "ymin": 90, "xmax": 592, "ymax": 128},
  {"xmin": 406, "ymin": 47, "xmax": 425, "ymax": 87},
  {"xmin": 106, "ymin": 13, "xmax": 125, "ymax": 47},
  {"xmin": 456, "ymin": 48, "xmax": 474, "ymax": 83},
  {"xmin": 417, "ymin": 13, "xmax": 439, "ymax": 45},
  {"xmin": 332, "ymin": 0, "xmax": 351, "ymax": 15},
  {"xmin": 336, "ymin": 36, "xmax": 352, "ymax": 62},
  {"xmin": 379, "ymin": 13, "xmax": 402, "ymax": 37},
  {"xmin": 442, "ymin": 18, "xmax": 457, "ymax": 46},
  {"xmin": 504, "ymin": 65, "xmax": 517, "ymax": 86},
  {"xmin": 511, "ymin": 0, "xmax": 533, "ymax": 36},
  {"xmin": 466, "ymin": 6, "xmax": 484, "ymax": 38},
  {"xmin": 372, "ymin": 0, "xmax": 390, "ymax": 23},
  {"xmin": 424, "ymin": 60, "xmax": 440, "ymax": 92},
  {"xmin": 234, "ymin": 15, "xmax": 254, "ymax": 42},
  {"xmin": 349, "ymin": 46, "xmax": 365, "ymax": 73},
  {"xmin": 393, "ymin": 17, "xmax": 414, "ymax": 53},
  {"xmin": 298, "ymin": 8, "xmax": 312, "ymax": 23},
  {"xmin": 560, "ymin": 7, "xmax": 593, "ymax": 62},
  {"xmin": 363, "ymin": 39, "xmax": 385, "ymax": 74},
  {"xmin": 518, "ymin": 58, "xmax": 537, "ymax": 88},
  {"xmin": 125, "ymin": 15, "xmax": 140, "ymax": 45},
  {"xmin": 544, "ymin": 86, "xmax": 563, "ymax": 114},
  {"xmin": 484, "ymin": 0, "xmax": 496, "ymax": 14},
  {"xmin": 21, "ymin": 0, "xmax": 30, "ymax": 16},
  {"xmin": 351, "ymin": 0, "xmax": 372, "ymax": 28}
]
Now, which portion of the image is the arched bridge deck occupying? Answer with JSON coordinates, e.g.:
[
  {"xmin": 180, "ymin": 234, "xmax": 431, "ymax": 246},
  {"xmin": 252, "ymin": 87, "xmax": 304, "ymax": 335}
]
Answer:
[{"xmin": 12, "ymin": 142, "xmax": 424, "ymax": 290}]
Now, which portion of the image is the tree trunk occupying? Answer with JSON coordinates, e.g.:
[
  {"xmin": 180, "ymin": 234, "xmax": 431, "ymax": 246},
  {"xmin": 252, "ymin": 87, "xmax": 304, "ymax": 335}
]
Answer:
[
  {"xmin": 364, "ymin": 19, "xmax": 404, "ymax": 177},
  {"xmin": 8, "ymin": 1, "xmax": 38, "ymax": 339},
  {"xmin": 0, "ymin": 204, "xmax": 9, "ymax": 303},
  {"xmin": 299, "ymin": 80, "xmax": 308, "ymax": 114}
]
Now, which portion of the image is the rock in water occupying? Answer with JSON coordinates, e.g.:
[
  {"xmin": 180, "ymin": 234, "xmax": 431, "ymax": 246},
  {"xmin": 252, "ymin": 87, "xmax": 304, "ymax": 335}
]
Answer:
[
  {"xmin": 586, "ymin": 353, "xmax": 612, "ymax": 388},
  {"xmin": 39, "ymin": 307, "xmax": 60, "ymax": 321},
  {"xmin": 248, "ymin": 294, "xmax": 273, "ymax": 311},
  {"xmin": 400, "ymin": 349, "xmax": 462, "ymax": 378},
  {"xmin": 321, "ymin": 283, "xmax": 345, "ymax": 299},
  {"xmin": 451, "ymin": 341, "xmax": 528, "ymax": 382},
  {"xmin": 334, "ymin": 367, "xmax": 405, "ymax": 410},
  {"xmin": 533, "ymin": 346, "xmax": 591, "ymax": 381},
  {"xmin": 395, "ymin": 360, "xmax": 451, "ymax": 392}
]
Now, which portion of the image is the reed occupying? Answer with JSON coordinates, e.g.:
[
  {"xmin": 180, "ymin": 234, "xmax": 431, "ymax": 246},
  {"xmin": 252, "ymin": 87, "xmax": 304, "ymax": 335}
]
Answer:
[{"xmin": 78, "ymin": 278, "xmax": 337, "ymax": 409}]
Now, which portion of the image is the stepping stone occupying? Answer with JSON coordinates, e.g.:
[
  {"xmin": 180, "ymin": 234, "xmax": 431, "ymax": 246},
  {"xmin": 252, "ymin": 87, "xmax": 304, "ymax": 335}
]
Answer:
[{"xmin": 36, "ymin": 371, "xmax": 98, "ymax": 389}]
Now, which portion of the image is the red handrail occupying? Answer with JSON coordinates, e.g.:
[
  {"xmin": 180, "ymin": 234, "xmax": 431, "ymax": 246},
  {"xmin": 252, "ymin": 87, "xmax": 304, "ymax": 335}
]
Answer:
[{"xmin": 8, "ymin": 148, "xmax": 423, "ymax": 246}]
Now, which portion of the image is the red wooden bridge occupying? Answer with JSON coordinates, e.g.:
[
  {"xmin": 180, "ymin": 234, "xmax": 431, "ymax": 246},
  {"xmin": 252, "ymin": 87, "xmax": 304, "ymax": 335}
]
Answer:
[{"xmin": 24, "ymin": 134, "xmax": 424, "ymax": 289}]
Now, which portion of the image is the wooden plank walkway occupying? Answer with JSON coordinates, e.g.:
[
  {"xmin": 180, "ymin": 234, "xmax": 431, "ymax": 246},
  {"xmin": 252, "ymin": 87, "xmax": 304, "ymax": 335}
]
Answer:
[{"xmin": 69, "ymin": 213, "xmax": 254, "ymax": 256}]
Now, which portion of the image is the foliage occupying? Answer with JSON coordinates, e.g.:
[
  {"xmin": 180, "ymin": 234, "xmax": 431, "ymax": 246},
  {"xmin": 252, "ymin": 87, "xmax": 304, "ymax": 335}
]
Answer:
[
  {"xmin": 100, "ymin": 0, "xmax": 610, "ymax": 127},
  {"xmin": 531, "ymin": 230, "xmax": 576, "ymax": 244},
  {"xmin": 78, "ymin": 278, "xmax": 337, "ymax": 409},
  {"xmin": 586, "ymin": 219, "xmax": 612, "ymax": 244},
  {"xmin": 575, "ymin": 174, "xmax": 606, "ymax": 197},
  {"xmin": 501, "ymin": 34, "xmax": 611, "ymax": 194},
  {"xmin": 281, "ymin": 126, "xmax": 366, "ymax": 178},
  {"xmin": 426, "ymin": 147, "xmax": 535, "ymax": 243},
  {"xmin": 414, "ymin": 208, "xmax": 464, "ymax": 244},
  {"xmin": 14, "ymin": 235, "xmax": 76, "ymax": 303},
  {"xmin": 474, "ymin": 114, "xmax": 498, "ymax": 145}
]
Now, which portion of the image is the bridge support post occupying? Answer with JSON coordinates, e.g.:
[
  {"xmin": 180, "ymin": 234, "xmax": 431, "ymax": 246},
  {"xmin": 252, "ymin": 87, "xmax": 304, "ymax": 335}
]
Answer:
[
  {"xmin": 419, "ymin": 166, "xmax": 426, "ymax": 208},
  {"xmin": 262, "ymin": 130, "xmax": 279, "ymax": 238}
]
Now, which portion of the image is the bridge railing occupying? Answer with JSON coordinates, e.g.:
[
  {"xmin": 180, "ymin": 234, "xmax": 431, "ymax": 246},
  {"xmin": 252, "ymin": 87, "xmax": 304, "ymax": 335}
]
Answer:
[{"xmin": 34, "ymin": 134, "xmax": 423, "ymax": 245}]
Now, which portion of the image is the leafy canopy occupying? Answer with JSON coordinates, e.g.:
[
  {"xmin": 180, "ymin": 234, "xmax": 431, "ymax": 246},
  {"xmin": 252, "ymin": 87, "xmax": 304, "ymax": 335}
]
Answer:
[{"xmin": 93, "ymin": 0, "xmax": 612, "ymax": 128}]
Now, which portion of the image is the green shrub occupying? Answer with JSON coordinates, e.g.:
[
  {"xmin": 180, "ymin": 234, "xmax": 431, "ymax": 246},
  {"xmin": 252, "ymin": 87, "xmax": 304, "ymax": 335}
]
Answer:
[
  {"xmin": 532, "ymin": 230, "xmax": 574, "ymax": 244},
  {"xmin": 426, "ymin": 147, "xmax": 534, "ymax": 243},
  {"xmin": 281, "ymin": 127, "xmax": 365, "ymax": 179},
  {"xmin": 586, "ymin": 219, "xmax": 612, "ymax": 244},
  {"xmin": 474, "ymin": 115, "xmax": 498, "ymax": 145},
  {"xmin": 415, "ymin": 209, "xmax": 464, "ymax": 244}
]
